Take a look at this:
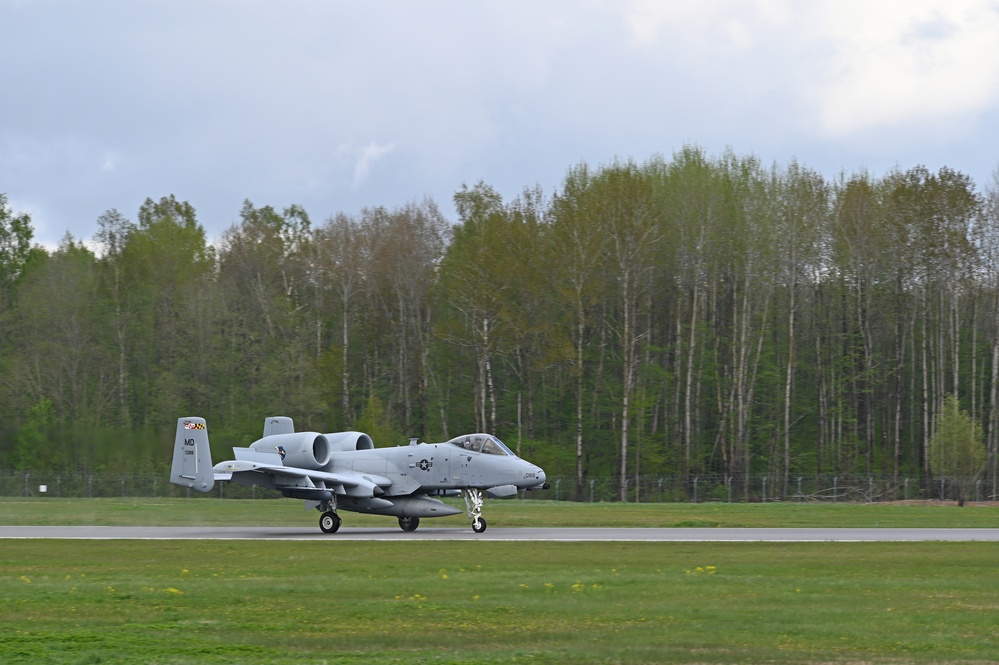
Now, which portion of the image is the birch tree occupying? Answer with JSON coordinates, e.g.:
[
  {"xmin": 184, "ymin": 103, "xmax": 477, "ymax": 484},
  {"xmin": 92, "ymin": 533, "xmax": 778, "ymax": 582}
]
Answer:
[
  {"xmin": 94, "ymin": 209, "xmax": 137, "ymax": 427},
  {"xmin": 313, "ymin": 212, "xmax": 370, "ymax": 425},
  {"xmin": 552, "ymin": 163, "xmax": 608, "ymax": 497},
  {"xmin": 775, "ymin": 162, "xmax": 827, "ymax": 495},
  {"xmin": 438, "ymin": 182, "xmax": 505, "ymax": 433},
  {"xmin": 589, "ymin": 161, "xmax": 662, "ymax": 500}
]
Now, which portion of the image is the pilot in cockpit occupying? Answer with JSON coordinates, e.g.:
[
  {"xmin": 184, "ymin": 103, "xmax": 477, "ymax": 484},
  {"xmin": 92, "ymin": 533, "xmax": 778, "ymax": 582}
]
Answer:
[{"xmin": 447, "ymin": 434, "xmax": 514, "ymax": 455}]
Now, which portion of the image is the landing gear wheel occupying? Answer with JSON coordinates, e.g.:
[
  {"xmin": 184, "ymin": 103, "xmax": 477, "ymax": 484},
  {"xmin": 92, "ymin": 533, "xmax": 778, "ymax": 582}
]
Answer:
[
  {"xmin": 472, "ymin": 517, "xmax": 487, "ymax": 533},
  {"xmin": 319, "ymin": 511, "xmax": 341, "ymax": 534},
  {"xmin": 398, "ymin": 516, "xmax": 420, "ymax": 532}
]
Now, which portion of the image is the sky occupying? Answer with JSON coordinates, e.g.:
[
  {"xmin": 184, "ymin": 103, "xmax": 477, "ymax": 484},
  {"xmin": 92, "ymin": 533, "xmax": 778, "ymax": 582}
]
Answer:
[{"xmin": 3, "ymin": 0, "xmax": 999, "ymax": 250}]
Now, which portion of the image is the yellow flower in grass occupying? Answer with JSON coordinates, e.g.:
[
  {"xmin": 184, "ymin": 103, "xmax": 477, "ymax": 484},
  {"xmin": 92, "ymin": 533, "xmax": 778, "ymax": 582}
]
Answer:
[{"xmin": 685, "ymin": 565, "xmax": 718, "ymax": 576}]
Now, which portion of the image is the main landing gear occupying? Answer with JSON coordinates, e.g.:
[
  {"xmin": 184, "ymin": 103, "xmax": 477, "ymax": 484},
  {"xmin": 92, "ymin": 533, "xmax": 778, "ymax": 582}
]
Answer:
[
  {"xmin": 319, "ymin": 511, "xmax": 341, "ymax": 533},
  {"xmin": 463, "ymin": 488, "xmax": 487, "ymax": 533},
  {"xmin": 318, "ymin": 497, "xmax": 341, "ymax": 534},
  {"xmin": 398, "ymin": 516, "xmax": 420, "ymax": 532}
]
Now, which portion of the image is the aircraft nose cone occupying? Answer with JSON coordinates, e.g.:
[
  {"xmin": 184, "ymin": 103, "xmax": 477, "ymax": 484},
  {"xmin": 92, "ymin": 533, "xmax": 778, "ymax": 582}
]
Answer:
[{"xmin": 536, "ymin": 467, "xmax": 547, "ymax": 486}]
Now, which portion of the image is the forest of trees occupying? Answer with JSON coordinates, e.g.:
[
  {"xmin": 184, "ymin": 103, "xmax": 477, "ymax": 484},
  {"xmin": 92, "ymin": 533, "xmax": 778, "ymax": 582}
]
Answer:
[{"xmin": 2, "ymin": 146, "xmax": 999, "ymax": 501}]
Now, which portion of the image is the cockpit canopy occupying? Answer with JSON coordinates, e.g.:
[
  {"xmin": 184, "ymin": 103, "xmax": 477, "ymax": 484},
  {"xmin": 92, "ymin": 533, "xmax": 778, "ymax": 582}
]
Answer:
[{"xmin": 446, "ymin": 433, "xmax": 515, "ymax": 456}]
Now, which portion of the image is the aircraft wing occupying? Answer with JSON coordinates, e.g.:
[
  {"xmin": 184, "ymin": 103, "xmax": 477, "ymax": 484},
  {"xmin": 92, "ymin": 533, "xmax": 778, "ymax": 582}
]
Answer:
[{"xmin": 213, "ymin": 454, "xmax": 392, "ymax": 498}]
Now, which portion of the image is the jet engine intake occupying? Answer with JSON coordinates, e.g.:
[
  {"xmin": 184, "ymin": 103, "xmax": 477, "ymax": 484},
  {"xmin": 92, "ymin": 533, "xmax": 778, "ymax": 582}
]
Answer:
[
  {"xmin": 249, "ymin": 432, "xmax": 332, "ymax": 469},
  {"xmin": 324, "ymin": 431, "xmax": 375, "ymax": 452}
]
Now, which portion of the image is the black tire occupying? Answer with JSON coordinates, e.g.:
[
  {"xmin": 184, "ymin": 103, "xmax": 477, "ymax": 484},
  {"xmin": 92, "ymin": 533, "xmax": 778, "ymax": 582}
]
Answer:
[
  {"xmin": 319, "ymin": 511, "xmax": 341, "ymax": 534},
  {"xmin": 398, "ymin": 516, "xmax": 420, "ymax": 532},
  {"xmin": 472, "ymin": 517, "xmax": 487, "ymax": 533}
]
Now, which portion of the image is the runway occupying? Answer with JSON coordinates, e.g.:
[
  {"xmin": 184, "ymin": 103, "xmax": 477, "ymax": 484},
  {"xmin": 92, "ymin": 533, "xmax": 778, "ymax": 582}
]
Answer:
[{"xmin": 3, "ymin": 526, "xmax": 999, "ymax": 541}]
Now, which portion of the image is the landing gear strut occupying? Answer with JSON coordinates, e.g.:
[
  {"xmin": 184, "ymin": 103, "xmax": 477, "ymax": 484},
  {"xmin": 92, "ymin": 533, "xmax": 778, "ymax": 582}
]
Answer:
[{"xmin": 462, "ymin": 488, "xmax": 487, "ymax": 533}]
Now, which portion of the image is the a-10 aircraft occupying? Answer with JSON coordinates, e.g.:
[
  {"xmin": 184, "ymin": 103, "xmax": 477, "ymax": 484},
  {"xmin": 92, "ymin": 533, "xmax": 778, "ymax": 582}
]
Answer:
[{"xmin": 170, "ymin": 416, "xmax": 549, "ymax": 533}]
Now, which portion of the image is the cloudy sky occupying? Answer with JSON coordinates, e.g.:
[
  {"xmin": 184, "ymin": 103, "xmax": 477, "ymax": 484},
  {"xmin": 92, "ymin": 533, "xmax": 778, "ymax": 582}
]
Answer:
[{"xmin": 3, "ymin": 0, "xmax": 999, "ymax": 249}]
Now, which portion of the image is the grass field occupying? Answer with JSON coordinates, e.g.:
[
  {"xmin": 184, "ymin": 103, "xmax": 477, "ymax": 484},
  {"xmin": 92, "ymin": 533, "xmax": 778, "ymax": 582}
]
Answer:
[
  {"xmin": 3, "ymin": 540, "xmax": 999, "ymax": 664},
  {"xmin": 2, "ymin": 499, "xmax": 999, "ymax": 664}
]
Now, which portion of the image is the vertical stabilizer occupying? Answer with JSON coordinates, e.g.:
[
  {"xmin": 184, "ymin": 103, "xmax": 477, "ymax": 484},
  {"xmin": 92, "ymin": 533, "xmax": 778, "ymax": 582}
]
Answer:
[
  {"xmin": 263, "ymin": 416, "xmax": 295, "ymax": 438},
  {"xmin": 170, "ymin": 417, "xmax": 214, "ymax": 492}
]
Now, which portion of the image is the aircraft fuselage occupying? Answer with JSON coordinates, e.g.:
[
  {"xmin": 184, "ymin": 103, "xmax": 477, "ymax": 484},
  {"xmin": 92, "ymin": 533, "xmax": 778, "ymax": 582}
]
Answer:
[{"xmin": 336, "ymin": 442, "xmax": 545, "ymax": 495}]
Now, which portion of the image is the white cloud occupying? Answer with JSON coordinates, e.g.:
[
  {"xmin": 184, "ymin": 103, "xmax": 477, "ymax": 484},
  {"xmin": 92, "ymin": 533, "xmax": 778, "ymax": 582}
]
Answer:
[
  {"xmin": 623, "ymin": 0, "xmax": 790, "ymax": 54},
  {"xmin": 337, "ymin": 142, "xmax": 397, "ymax": 188},
  {"xmin": 808, "ymin": 1, "xmax": 999, "ymax": 138},
  {"xmin": 619, "ymin": 0, "xmax": 999, "ymax": 142}
]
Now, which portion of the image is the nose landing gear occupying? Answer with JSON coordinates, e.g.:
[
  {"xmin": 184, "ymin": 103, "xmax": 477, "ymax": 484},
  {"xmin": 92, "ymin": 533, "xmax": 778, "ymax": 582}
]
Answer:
[{"xmin": 462, "ymin": 488, "xmax": 487, "ymax": 533}]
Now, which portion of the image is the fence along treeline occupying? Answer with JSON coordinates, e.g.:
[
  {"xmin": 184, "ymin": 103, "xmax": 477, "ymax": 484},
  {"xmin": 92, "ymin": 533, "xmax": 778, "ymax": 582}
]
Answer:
[{"xmin": 2, "ymin": 147, "xmax": 999, "ymax": 501}]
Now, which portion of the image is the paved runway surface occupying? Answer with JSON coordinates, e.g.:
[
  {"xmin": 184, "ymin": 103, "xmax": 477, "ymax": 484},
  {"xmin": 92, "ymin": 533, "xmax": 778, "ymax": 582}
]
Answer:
[{"xmin": 3, "ymin": 526, "xmax": 999, "ymax": 541}]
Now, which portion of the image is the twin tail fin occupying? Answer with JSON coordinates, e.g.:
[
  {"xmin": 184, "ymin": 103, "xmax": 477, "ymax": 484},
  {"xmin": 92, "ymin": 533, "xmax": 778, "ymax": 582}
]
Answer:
[{"xmin": 170, "ymin": 417, "xmax": 214, "ymax": 492}]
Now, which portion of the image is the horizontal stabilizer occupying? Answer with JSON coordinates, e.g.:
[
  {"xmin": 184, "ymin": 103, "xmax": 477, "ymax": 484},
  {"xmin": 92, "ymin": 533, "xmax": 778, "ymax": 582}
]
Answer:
[
  {"xmin": 213, "ymin": 460, "xmax": 275, "ymax": 474},
  {"xmin": 234, "ymin": 447, "xmax": 284, "ymax": 465}
]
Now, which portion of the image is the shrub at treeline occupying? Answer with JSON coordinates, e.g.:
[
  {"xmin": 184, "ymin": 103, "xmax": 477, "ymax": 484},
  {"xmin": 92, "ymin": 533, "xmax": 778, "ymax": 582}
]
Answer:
[{"xmin": 2, "ymin": 147, "xmax": 998, "ymax": 501}]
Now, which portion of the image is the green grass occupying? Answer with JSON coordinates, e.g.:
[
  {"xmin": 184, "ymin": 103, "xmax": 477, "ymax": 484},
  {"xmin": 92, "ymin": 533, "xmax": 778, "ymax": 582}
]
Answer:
[
  {"xmin": 1, "ymin": 496, "xmax": 999, "ymax": 528},
  {"xmin": 3, "ymin": 500, "xmax": 999, "ymax": 663},
  {"xmin": 2, "ymin": 540, "xmax": 999, "ymax": 664}
]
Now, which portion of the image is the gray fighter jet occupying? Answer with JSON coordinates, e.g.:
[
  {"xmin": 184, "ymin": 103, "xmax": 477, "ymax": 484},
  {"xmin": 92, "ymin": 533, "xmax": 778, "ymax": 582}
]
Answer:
[{"xmin": 170, "ymin": 416, "xmax": 549, "ymax": 533}]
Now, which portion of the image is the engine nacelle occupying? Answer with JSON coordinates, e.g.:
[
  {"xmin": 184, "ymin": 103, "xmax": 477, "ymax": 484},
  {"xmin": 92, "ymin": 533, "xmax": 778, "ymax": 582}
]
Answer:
[
  {"xmin": 324, "ymin": 431, "xmax": 375, "ymax": 452},
  {"xmin": 249, "ymin": 432, "xmax": 331, "ymax": 470}
]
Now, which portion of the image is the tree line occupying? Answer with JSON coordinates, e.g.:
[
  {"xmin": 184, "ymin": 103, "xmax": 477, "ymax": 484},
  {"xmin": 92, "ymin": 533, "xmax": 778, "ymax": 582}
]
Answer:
[{"xmin": 2, "ymin": 146, "xmax": 997, "ymax": 501}]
